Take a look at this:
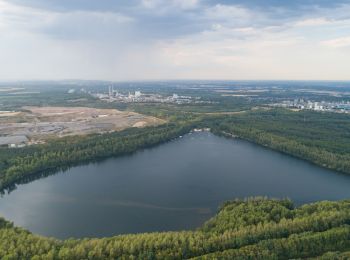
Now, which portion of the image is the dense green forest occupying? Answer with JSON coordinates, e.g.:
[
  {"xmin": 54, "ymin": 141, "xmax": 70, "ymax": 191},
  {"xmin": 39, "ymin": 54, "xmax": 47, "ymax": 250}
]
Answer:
[
  {"xmin": 208, "ymin": 109, "xmax": 350, "ymax": 174},
  {"xmin": 1, "ymin": 198, "xmax": 350, "ymax": 259}
]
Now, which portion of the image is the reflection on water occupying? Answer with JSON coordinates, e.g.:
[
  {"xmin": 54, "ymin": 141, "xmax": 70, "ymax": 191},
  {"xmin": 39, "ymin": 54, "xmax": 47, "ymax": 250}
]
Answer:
[
  {"xmin": 99, "ymin": 199, "xmax": 212, "ymax": 213},
  {"xmin": 1, "ymin": 132, "xmax": 350, "ymax": 239}
]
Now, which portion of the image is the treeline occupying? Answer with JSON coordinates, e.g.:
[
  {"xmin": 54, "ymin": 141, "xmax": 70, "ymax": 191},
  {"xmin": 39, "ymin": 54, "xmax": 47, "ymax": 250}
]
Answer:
[
  {"xmin": 1, "ymin": 198, "xmax": 350, "ymax": 259},
  {"xmin": 208, "ymin": 109, "xmax": 350, "ymax": 174},
  {"xmin": 0, "ymin": 122, "xmax": 194, "ymax": 192}
]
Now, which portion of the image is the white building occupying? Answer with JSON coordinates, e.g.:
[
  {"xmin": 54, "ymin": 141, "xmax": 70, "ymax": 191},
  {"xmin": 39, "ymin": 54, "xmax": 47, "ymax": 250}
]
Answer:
[{"xmin": 135, "ymin": 91, "xmax": 142, "ymax": 98}]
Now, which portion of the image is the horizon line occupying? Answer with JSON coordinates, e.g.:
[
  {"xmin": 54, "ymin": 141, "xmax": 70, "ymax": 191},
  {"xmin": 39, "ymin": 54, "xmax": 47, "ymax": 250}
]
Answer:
[{"xmin": 1, "ymin": 79, "xmax": 350, "ymax": 83}]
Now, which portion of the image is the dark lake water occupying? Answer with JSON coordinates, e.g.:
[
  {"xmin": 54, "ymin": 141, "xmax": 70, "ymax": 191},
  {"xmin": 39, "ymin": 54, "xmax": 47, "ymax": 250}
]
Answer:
[{"xmin": 1, "ymin": 132, "xmax": 350, "ymax": 239}]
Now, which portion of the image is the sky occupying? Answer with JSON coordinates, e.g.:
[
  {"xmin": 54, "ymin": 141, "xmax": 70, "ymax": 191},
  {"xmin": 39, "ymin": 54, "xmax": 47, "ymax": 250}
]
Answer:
[{"xmin": 0, "ymin": 0, "xmax": 350, "ymax": 81}]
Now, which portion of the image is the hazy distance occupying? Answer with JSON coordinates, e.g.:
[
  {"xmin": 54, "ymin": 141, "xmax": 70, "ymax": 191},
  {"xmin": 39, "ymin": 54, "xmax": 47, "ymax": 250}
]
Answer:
[{"xmin": 0, "ymin": 0, "xmax": 350, "ymax": 81}]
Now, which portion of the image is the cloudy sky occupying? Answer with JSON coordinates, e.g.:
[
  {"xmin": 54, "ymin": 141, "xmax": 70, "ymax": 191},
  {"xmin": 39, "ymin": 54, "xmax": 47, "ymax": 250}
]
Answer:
[{"xmin": 0, "ymin": 0, "xmax": 350, "ymax": 81}]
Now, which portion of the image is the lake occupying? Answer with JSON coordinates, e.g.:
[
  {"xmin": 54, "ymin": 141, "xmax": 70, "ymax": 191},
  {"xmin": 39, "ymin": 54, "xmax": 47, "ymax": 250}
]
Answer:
[{"xmin": 1, "ymin": 131, "xmax": 350, "ymax": 239}]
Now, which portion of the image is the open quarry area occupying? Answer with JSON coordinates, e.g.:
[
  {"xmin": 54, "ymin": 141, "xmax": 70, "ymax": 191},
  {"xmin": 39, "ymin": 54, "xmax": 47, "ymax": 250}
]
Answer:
[{"xmin": 0, "ymin": 106, "xmax": 163, "ymax": 147}]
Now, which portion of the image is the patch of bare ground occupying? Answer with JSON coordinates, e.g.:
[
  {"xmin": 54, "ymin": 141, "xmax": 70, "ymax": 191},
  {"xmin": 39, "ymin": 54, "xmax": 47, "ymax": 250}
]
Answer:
[{"xmin": 0, "ymin": 106, "xmax": 165, "ymax": 144}]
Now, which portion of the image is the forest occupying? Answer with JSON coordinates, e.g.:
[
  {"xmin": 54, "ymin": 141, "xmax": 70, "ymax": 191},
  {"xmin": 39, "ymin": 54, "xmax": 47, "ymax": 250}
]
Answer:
[{"xmin": 1, "ymin": 197, "xmax": 350, "ymax": 259}]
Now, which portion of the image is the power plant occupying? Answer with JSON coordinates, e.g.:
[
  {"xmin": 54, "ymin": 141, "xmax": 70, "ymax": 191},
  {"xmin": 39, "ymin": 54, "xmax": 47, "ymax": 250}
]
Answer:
[{"xmin": 91, "ymin": 86, "xmax": 197, "ymax": 104}]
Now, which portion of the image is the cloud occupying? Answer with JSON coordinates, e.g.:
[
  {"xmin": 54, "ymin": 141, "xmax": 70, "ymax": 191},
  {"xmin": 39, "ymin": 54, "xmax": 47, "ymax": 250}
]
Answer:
[
  {"xmin": 204, "ymin": 4, "xmax": 251, "ymax": 21},
  {"xmin": 322, "ymin": 36, "xmax": 350, "ymax": 48},
  {"xmin": 141, "ymin": 0, "xmax": 164, "ymax": 9},
  {"xmin": 174, "ymin": 0, "xmax": 199, "ymax": 10},
  {"xmin": 0, "ymin": 0, "xmax": 54, "ymax": 32},
  {"xmin": 0, "ymin": 0, "xmax": 350, "ymax": 80},
  {"xmin": 0, "ymin": 0, "xmax": 134, "ymax": 39},
  {"xmin": 141, "ymin": 0, "xmax": 200, "ymax": 11},
  {"xmin": 294, "ymin": 18, "xmax": 332, "ymax": 27},
  {"xmin": 154, "ymin": 2, "xmax": 350, "ymax": 80}
]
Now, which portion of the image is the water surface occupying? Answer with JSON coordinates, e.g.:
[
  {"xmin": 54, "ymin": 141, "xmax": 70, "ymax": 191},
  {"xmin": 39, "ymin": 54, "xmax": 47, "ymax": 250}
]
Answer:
[{"xmin": 1, "ymin": 132, "xmax": 350, "ymax": 239}]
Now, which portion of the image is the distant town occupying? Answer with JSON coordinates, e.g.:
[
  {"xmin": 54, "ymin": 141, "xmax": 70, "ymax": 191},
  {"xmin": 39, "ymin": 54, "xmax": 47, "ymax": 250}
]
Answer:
[
  {"xmin": 270, "ymin": 99, "xmax": 350, "ymax": 113},
  {"xmin": 89, "ymin": 86, "xmax": 206, "ymax": 104}
]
